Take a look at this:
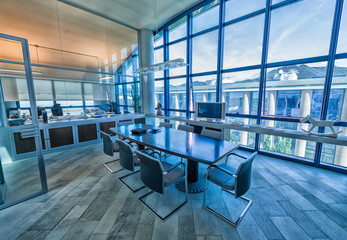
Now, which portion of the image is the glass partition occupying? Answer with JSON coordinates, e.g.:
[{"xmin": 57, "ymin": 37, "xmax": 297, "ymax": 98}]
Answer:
[{"xmin": 0, "ymin": 35, "xmax": 47, "ymax": 209}]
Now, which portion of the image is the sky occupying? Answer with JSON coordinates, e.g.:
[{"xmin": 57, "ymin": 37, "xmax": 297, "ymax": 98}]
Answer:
[{"xmin": 154, "ymin": 0, "xmax": 347, "ymax": 77}]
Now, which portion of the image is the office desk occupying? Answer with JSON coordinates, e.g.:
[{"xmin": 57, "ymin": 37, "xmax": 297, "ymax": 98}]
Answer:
[{"xmin": 110, "ymin": 124, "xmax": 239, "ymax": 193}]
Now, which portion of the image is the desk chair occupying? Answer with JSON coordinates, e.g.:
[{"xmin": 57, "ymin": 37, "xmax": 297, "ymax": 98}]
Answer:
[
  {"xmin": 101, "ymin": 131, "xmax": 122, "ymax": 173},
  {"xmin": 116, "ymin": 139, "xmax": 145, "ymax": 192},
  {"xmin": 203, "ymin": 152, "xmax": 257, "ymax": 227},
  {"xmin": 159, "ymin": 122, "xmax": 173, "ymax": 128},
  {"xmin": 158, "ymin": 122, "xmax": 173, "ymax": 159},
  {"xmin": 177, "ymin": 124, "xmax": 194, "ymax": 132},
  {"xmin": 136, "ymin": 151, "xmax": 188, "ymax": 221},
  {"xmin": 201, "ymin": 129, "xmax": 222, "ymax": 140}
]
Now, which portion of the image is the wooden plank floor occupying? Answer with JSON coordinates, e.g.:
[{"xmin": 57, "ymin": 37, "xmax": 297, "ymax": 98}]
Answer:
[{"xmin": 0, "ymin": 143, "xmax": 346, "ymax": 240}]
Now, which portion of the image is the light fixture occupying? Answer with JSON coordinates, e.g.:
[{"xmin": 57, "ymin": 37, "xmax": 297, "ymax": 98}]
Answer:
[
  {"xmin": 100, "ymin": 76, "xmax": 113, "ymax": 80},
  {"xmin": 0, "ymin": 68, "xmax": 43, "ymax": 75},
  {"xmin": 135, "ymin": 58, "xmax": 188, "ymax": 75}
]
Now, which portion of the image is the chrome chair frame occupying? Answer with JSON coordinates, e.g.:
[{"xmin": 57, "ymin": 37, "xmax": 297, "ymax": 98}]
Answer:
[
  {"xmin": 118, "ymin": 169, "xmax": 145, "ymax": 193},
  {"xmin": 118, "ymin": 149, "xmax": 160, "ymax": 192},
  {"xmin": 137, "ymin": 153, "xmax": 188, "ymax": 222},
  {"xmin": 203, "ymin": 164, "xmax": 252, "ymax": 227},
  {"xmin": 202, "ymin": 152, "xmax": 255, "ymax": 227},
  {"xmin": 103, "ymin": 159, "xmax": 122, "ymax": 173},
  {"xmin": 100, "ymin": 131, "xmax": 123, "ymax": 173}
]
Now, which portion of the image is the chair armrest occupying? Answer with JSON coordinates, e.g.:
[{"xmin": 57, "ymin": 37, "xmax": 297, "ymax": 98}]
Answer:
[
  {"xmin": 208, "ymin": 165, "xmax": 237, "ymax": 179},
  {"xmin": 139, "ymin": 148, "xmax": 161, "ymax": 159},
  {"xmin": 225, "ymin": 152, "xmax": 247, "ymax": 164},
  {"xmin": 164, "ymin": 162, "xmax": 186, "ymax": 174}
]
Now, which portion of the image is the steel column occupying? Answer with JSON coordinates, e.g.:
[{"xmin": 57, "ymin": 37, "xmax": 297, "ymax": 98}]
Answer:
[
  {"xmin": 216, "ymin": 0, "xmax": 225, "ymax": 102},
  {"xmin": 255, "ymin": 0, "xmax": 272, "ymax": 151}
]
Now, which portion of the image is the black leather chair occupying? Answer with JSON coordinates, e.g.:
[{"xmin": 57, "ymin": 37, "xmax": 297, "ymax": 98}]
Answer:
[
  {"xmin": 101, "ymin": 131, "xmax": 122, "ymax": 173},
  {"xmin": 201, "ymin": 129, "xmax": 222, "ymax": 140},
  {"xmin": 136, "ymin": 150, "xmax": 188, "ymax": 221},
  {"xmin": 177, "ymin": 124, "xmax": 194, "ymax": 132},
  {"xmin": 159, "ymin": 122, "xmax": 173, "ymax": 128},
  {"xmin": 203, "ymin": 152, "xmax": 257, "ymax": 227},
  {"xmin": 116, "ymin": 139, "xmax": 145, "ymax": 192}
]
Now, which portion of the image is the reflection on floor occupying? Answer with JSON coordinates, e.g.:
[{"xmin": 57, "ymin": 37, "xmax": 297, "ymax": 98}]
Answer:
[
  {"xmin": 1, "ymin": 156, "xmax": 42, "ymax": 203},
  {"xmin": 0, "ymin": 143, "xmax": 346, "ymax": 240}
]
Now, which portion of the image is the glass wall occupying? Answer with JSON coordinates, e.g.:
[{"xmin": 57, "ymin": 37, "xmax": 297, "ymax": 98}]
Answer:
[
  {"xmin": 153, "ymin": 0, "xmax": 347, "ymax": 171},
  {"xmin": 0, "ymin": 0, "xmax": 139, "ymax": 119}
]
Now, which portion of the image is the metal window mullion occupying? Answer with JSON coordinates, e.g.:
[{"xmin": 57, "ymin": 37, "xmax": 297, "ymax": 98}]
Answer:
[
  {"xmin": 255, "ymin": 0, "xmax": 272, "ymax": 151},
  {"xmin": 154, "ymin": 0, "xmax": 216, "ymax": 34},
  {"xmin": 216, "ymin": 0, "xmax": 226, "ymax": 102},
  {"xmin": 132, "ymin": 49, "xmax": 138, "ymax": 111},
  {"xmin": 314, "ymin": 0, "xmax": 344, "ymax": 167},
  {"xmin": 120, "ymin": 65, "xmax": 128, "ymax": 112},
  {"xmin": 186, "ymin": 14, "xmax": 193, "ymax": 118},
  {"xmin": 164, "ymin": 28, "xmax": 170, "ymax": 116},
  {"xmin": 81, "ymin": 82, "xmax": 86, "ymax": 112}
]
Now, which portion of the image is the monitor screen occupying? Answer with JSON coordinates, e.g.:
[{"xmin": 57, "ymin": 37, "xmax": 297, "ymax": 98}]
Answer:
[{"xmin": 196, "ymin": 102, "xmax": 225, "ymax": 120}]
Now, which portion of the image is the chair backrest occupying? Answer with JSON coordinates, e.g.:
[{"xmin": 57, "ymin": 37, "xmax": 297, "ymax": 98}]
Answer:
[
  {"xmin": 159, "ymin": 122, "xmax": 173, "ymax": 128},
  {"xmin": 234, "ymin": 152, "xmax": 257, "ymax": 198},
  {"xmin": 201, "ymin": 129, "xmax": 222, "ymax": 140},
  {"xmin": 118, "ymin": 119, "xmax": 134, "ymax": 126},
  {"xmin": 100, "ymin": 131, "xmax": 114, "ymax": 156},
  {"xmin": 116, "ymin": 139, "xmax": 135, "ymax": 171},
  {"xmin": 136, "ymin": 150, "xmax": 165, "ymax": 194},
  {"xmin": 177, "ymin": 124, "xmax": 194, "ymax": 132}
]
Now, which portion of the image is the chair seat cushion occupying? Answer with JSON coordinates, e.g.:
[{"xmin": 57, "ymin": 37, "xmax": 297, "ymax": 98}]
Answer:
[
  {"xmin": 162, "ymin": 162, "xmax": 185, "ymax": 187},
  {"xmin": 206, "ymin": 163, "xmax": 236, "ymax": 191}
]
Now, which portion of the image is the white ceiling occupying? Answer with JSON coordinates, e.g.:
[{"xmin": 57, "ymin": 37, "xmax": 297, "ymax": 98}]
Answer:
[{"xmin": 59, "ymin": 0, "xmax": 203, "ymax": 30}]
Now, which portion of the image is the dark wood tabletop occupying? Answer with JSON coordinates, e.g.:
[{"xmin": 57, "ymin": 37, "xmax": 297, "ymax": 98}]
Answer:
[{"xmin": 110, "ymin": 124, "xmax": 239, "ymax": 165}]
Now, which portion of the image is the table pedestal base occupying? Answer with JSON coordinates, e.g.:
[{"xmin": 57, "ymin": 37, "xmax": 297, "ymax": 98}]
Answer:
[{"xmin": 176, "ymin": 178, "xmax": 209, "ymax": 193}]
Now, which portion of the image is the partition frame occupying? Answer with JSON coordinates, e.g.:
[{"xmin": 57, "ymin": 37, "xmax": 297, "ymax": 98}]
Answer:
[{"xmin": 0, "ymin": 33, "xmax": 48, "ymax": 210}]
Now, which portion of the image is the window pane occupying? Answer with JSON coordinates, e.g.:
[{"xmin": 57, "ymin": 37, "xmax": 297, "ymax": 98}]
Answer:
[
  {"xmin": 337, "ymin": 2, "xmax": 347, "ymax": 53},
  {"xmin": 192, "ymin": 30, "xmax": 218, "ymax": 73},
  {"xmin": 192, "ymin": 1, "xmax": 219, "ymax": 34},
  {"xmin": 268, "ymin": 0, "xmax": 335, "ymax": 63},
  {"xmin": 222, "ymin": 69, "xmax": 260, "ymax": 115},
  {"xmin": 54, "ymin": 81, "xmax": 82, "ymax": 101},
  {"xmin": 321, "ymin": 59, "xmax": 347, "ymax": 168},
  {"xmin": 155, "ymin": 80, "xmax": 165, "ymax": 109},
  {"xmin": 225, "ymin": 0, "xmax": 265, "ymax": 22},
  {"xmin": 226, "ymin": 117, "xmax": 257, "ymax": 147},
  {"xmin": 169, "ymin": 16, "xmax": 187, "ymax": 42},
  {"xmin": 327, "ymin": 59, "xmax": 347, "ymax": 121},
  {"xmin": 170, "ymin": 78, "xmax": 186, "ymax": 110},
  {"xmin": 264, "ymin": 62, "xmax": 327, "ymax": 118},
  {"xmin": 260, "ymin": 120, "xmax": 316, "ymax": 160},
  {"xmin": 192, "ymin": 75, "xmax": 216, "ymax": 107},
  {"xmin": 154, "ymin": 31, "xmax": 163, "ymax": 47},
  {"xmin": 34, "ymin": 80, "xmax": 53, "ymax": 101},
  {"xmin": 169, "ymin": 111, "xmax": 186, "ymax": 118},
  {"xmin": 169, "ymin": 41, "xmax": 187, "ymax": 76},
  {"xmin": 223, "ymin": 14, "xmax": 264, "ymax": 69},
  {"xmin": 154, "ymin": 48, "xmax": 164, "ymax": 78},
  {"xmin": 321, "ymin": 140, "xmax": 347, "ymax": 168}
]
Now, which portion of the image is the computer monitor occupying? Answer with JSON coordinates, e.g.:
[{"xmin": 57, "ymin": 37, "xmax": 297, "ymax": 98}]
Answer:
[
  {"xmin": 51, "ymin": 103, "xmax": 63, "ymax": 116},
  {"xmin": 195, "ymin": 102, "xmax": 226, "ymax": 121}
]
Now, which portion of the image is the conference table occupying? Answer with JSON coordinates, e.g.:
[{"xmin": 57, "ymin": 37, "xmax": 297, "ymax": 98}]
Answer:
[{"xmin": 110, "ymin": 124, "xmax": 240, "ymax": 193}]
